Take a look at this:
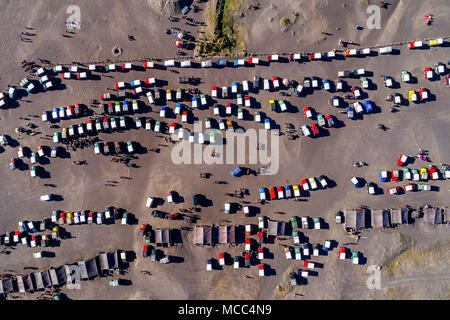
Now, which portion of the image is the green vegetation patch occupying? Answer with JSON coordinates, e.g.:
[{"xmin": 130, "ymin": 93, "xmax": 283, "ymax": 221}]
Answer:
[
  {"xmin": 280, "ymin": 12, "xmax": 299, "ymax": 31},
  {"xmin": 199, "ymin": 0, "xmax": 246, "ymax": 56},
  {"xmin": 273, "ymin": 266, "xmax": 295, "ymax": 297}
]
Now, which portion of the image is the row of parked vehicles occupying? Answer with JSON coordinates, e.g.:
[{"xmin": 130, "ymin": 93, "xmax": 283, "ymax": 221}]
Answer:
[
  {"xmin": 408, "ymin": 88, "xmax": 429, "ymax": 102},
  {"xmin": 99, "ymin": 100, "xmax": 140, "ymax": 116},
  {"xmin": 380, "ymin": 166, "xmax": 446, "ymax": 182},
  {"xmin": 337, "ymin": 247, "xmax": 361, "ymax": 265},
  {"xmin": 366, "ymin": 181, "xmax": 434, "ymax": 195},
  {"xmin": 284, "ymin": 240, "xmax": 333, "ymax": 262},
  {"xmin": 144, "ymin": 88, "xmax": 195, "ymax": 106},
  {"xmin": 337, "ymin": 68, "xmax": 366, "ymax": 78},
  {"xmin": 50, "ymin": 207, "xmax": 130, "ymax": 225},
  {"xmin": 384, "ymin": 88, "xmax": 430, "ymax": 104},
  {"xmin": 424, "ymin": 62, "xmax": 447, "ymax": 79},
  {"xmin": 330, "ymin": 94, "xmax": 374, "ymax": 111},
  {"xmin": 382, "ymin": 183, "xmax": 431, "ymax": 194},
  {"xmin": 289, "ymin": 216, "xmax": 324, "ymax": 230},
  {"xmin": 140, "ymin": 39, "xmax": 444, "ymax": 74},
  {"xmin": 142, "ymin": 245, "xmax": 170, "ymax": 263},
  {"xmin": 94, "ymin": 141, "xmax": 134, "ymax": 155},
  {"xmin": 50, "ymin": 113, "xmax": 215, "ymax": 146},
  {"xmin": 383, "ymin": 70, "xmax": 413, "ymax": 87},
  {"xmin": 385, "ymin": 63, "xmax": 448, "ymax": 86},
  {"xmin": 408, "ymin": 38, "xmax": 444, "ymax": 49},
  {"xmin": 107, "ymin": 81, "xmax": 204, "ymax": 105},
  {"xmin": 52, "ymin": 115, "xmax": 132, "ymax": 141},
  {"xmin": 211, "ymin": 74, "xmax": 337, "ymax": 100},
  {"xmin": 41, "ymin": 104, "xmax": 84, "ymax": 122},
  {"xmin": 53, "ymin": 62, "xmax": 138, "ymax": 75},
  {"xmin": 259, "ymin": 176, "xmax": 329, "ymax": 200}
]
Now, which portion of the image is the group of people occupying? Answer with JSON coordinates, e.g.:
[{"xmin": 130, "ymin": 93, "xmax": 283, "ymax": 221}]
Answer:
[
  {"xmin": 19, "ymin": 29, "xmax": 35, "ymax": 42},
  {"xmin": 21, "ymin": 60, "xmax": 38, "ymax": 73}
]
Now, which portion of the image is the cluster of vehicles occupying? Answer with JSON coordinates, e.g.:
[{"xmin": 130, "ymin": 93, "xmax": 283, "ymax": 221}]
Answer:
[
  {"xmin": 259, "ymin": 176, "xmax": 329, "ymax": 201},
  {"xmin": 35, "ymin": 67, "xmax": 56, "ymax": 89},
  {"xmin": 22, "ymin": 63, "xmax": 119, "ymax": 100},
  {"xmin": 53, "ymin": 64, "xmax": 91, "ymax": 80},
  {"xmin": 10, "ymin": 143, "xmax": 55, "ymax": 175},
  {"xmin": 207, "ymin": 215, "xmax": 326, "ymax": 275},
  {"xmin": 114, "ymin": 77, "xmax": 158, "ymax": 90},
  {"xmin": 424, "ymin": 62, "xmax": 447, "ymax": 79},
  {"xmin": 407, "ymin": 88, "xmax": 429, "ymax": 102},
  {"xmin": 3, "ymin": 35, "xmax": 449, "ymax": 283},
  {"xmin": 17, "ymin": 69, "xmax": 56, "ymax": 97},
  {"xmin": 383, "ymin": 63, "xmax": 448, "ymax": 104},
  {"xmin": 207, "ymin": 252, "xmax": 264, "ymax": 272},
  {"xmin": 60, "ymin": 59, "xmax": 446, "ymax": 161},
  {"xmin": 309, "ymin": 50, "xmax": 337, "ymax": 60},
  {"xmin": 338, "ymin": 68, "xmax": 366, "ymax": 79},
  {"xmin": 0, "ymin": 219, "xmax": 59, "ymax": 250},
  {"xmin": 374, "ymin": 165, "xmax": 447, "ymax": 194},
  {"xmin": 289, "ymin": 216, "xmax": 323, "ymax": 231},
  {"xmin": 0, "ymin": 207, "xmax": 131, "ymax": 254},
  {"xmin": 300, "ymin": 76, "xmax": 332, "ymax": 93},
  {"xmin": 68, "ymin": 111, "xmax": 225, "ymax": 146},
  {"xmin": 361, "ymin": 154, "xmax": 448, "ymax": 195},
  {"xmin": 94, "ymin": 62, "xmax": 447, "ymax": 151},
  {"xmin": 283, "ymin": 220, "xmax": 338, "ymax": 284},
  {"xmin": 0, "ymin": 86, "xmax": 18, "ymax": 107},
  {"xmin": 142, "ymin": 245, "xmax": 160, "ymax": 263},
  {"xmin": 341, "ymin": 100, "xmax": 374, "ymax": 118},
  {"xmin": 338, "ymin": 247, "xmax": 361, "ymax": 265},
  {"xmin": 423, "ymin": 62, "xmax": 450, "ymax": 85},
  {"xmin": 139, "ymin": 226, "xmax": 170, "ymax": 262},
  {"xmin": 301, "ymin": 106, "xmax": 335, "ymax": 137}
]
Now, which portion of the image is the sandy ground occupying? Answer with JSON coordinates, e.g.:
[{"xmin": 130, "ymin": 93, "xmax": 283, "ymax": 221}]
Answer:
[
  {"xmin": 241, "ymin": 0, "xmax": 450, "ymax": 54},
  {"xmin": 0, "ymin": 0, "xmax": 449, "ymax": 300}
]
